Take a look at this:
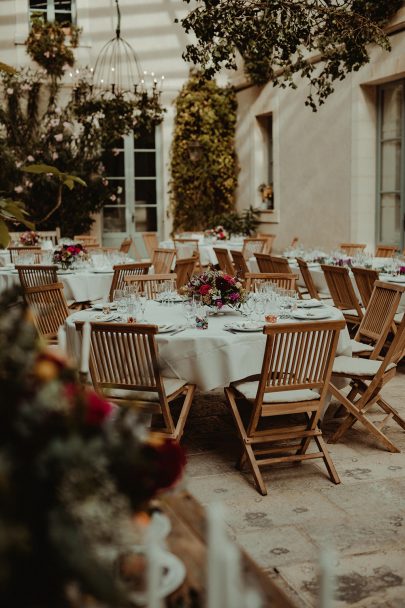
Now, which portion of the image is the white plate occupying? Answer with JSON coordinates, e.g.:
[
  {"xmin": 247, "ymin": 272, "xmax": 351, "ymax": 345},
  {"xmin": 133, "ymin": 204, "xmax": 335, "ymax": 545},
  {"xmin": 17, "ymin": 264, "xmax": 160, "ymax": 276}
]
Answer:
[
  {"xmin": 156, "ymin": 297, "xmax": 184, "ymax": 303},
  {"xmin": 297, "ymin": 299, "xmax": 324, "ymax": 309},
  {"xmin": 57, "ymin": 270, "xmax": 73, "ymax": 275},
  {"xmin": 386, "ymin": 276, "xmax": 405, "ymax": 284},
  {"xmin": 157, "ymin": 324, "xmax": 175, "ymax": 333},
  {"xmin": 92, "ymin": 268, "xmax": 114, "ymax": 273},
  {"xmin": 126, "ymin": 549, "xmax": 186, "ymax": 605},
  {"xmin": 92, "ymin": 302, "xmax": 117, "ymax": 311},
  {"xmin": 292, "ymin": 311, "xmax": 331, "ymax": 320},
  {"xmin": 225, "ymin": 322, "xmax": 263, "ymax": 332}
]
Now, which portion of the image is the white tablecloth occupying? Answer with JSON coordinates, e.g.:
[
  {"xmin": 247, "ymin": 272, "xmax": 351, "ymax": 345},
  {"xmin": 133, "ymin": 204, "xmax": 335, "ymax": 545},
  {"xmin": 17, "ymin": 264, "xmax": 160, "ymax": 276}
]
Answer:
[
  {"xmin": 65, "ymin": 301, "xmax": 350, "ymax": 392},
  {"xmin": 0, "ymin": 251, "xmax": 11, "ymax": 266},
  {"xmin": 160, "ymin": 239, "xmax": 244, "ymax": 266},
  {"xmin": 0, "ymin": 268, "xmax": 113, "ymax": 303}
]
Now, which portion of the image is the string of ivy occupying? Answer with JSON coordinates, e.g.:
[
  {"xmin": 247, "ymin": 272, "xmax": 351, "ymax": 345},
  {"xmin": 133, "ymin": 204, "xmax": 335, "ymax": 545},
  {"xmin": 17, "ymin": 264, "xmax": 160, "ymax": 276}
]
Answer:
[{"xmin": 169, "ymin": 71, "xmax": 239, "ymax": 233}]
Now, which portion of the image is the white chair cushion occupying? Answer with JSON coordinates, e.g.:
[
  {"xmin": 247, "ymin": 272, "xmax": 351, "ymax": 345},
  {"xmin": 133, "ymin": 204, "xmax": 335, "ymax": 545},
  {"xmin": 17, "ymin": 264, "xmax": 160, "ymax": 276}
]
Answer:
[
  {"xmin": 333, "ymin": 355, "xmax": 395, "ymax": 377},
  {"xmin": 103, "ymin": 376, "xmax": 187, "ymax": 402},
  {"xmin": 232, "ymin": 380, "xmax": 320, "ymax": 403},
  {"xmin": 350, "ymin": 339, "xmax": 374, "ymax": 354},
  {"xmin": 343, "ymin": 308, "xmax": 364, "ymax": 317},
  {"xmin": 395, "ymin": 312, "xmax": 403, "ymax": 324}
]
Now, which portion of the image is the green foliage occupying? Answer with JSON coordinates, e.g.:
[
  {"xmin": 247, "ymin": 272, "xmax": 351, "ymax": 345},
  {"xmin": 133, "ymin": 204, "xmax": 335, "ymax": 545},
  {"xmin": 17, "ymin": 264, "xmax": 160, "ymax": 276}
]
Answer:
[
  {"xmin": 212, "ymin": 206, "xmax": 260, "ymax": 237},
  {"xmin": 180, "ymin": 0, "xmax": 402, "ymax": 110},
  {"xmin": 169, "ymin": 71, "xmax": 239, "ymax": 232},
  {"xmin": 25, "ymin": 15, "xmax": 81, "ymax": 79},
  {"xmin": 0, "ymin": 198, "xmax": 33, "ymax": 247}
]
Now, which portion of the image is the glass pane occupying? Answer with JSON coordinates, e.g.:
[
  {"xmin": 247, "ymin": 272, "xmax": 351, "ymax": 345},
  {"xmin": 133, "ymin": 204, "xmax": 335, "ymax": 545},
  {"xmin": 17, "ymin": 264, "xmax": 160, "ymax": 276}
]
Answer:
[
  {"xmin": 102, "ymin": 150, "xmax": 125, "ymax": 178},
  {"xmin": 30, "ymin": 0, "xmax": 47, "ymax": 8},
  {"xmin": 134, "ymin": 128, "xmax": 155, "ymax": 150},
  {"xmin": 382, "ymin": 84, "xmax": 403, "ymax": 139},
  {"xmin": 135, "ymin": 207, "xmax": 157, "ymax": 233},
  {"xmin": 381, "ymin": 140, "xmax": 401, "ymax": 192},
  {"xmin": 54, "ymin": 0, "xmax": 72, "ymax": 9},
  {"xmin": 55, "ymin": 12, "xmax": 72, "ymax": 24},
  {"xmin": 135, "ymin": 179, "xmax": 156, "ymax": 205},
  {"xmin": 380, "ymin": 193, "xmax": 401, "ymax": 244},
  {"xmin": 107, "ymin": 180, "xmax": 126, "ymax": 205},
  {"xmin": 103, "ymin": 207, "xmax": 126, "ymax": 233},
  {"xmin": 135, "ymin": 152, "xmax": 156, "ymax": 177}
]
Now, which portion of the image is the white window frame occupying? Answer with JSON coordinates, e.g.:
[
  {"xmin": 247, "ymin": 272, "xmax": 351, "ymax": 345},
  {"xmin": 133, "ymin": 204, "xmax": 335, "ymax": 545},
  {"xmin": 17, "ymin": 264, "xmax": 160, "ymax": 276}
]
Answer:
[{"xmin": 28, "ymin": 1, "xmax": 77, "ymax": 25}]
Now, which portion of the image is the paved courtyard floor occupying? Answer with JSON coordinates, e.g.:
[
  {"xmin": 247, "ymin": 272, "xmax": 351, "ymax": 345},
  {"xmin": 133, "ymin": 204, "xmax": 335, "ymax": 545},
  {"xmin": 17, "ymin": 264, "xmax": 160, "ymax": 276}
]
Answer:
[{"xmin": 181, "ymin": 364, "xmax": 405, "ymax": 607}]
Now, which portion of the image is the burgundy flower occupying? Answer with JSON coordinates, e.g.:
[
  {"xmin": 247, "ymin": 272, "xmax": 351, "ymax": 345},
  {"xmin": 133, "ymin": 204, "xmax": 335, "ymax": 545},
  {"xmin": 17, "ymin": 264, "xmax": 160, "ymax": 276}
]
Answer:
[
  {"xmin": 199, "ymin": 284, "xmax": 211, "ymax": 295},
  {"xmin": 85, "ymin": 391, "xmax": 113, "ymax": 425}
]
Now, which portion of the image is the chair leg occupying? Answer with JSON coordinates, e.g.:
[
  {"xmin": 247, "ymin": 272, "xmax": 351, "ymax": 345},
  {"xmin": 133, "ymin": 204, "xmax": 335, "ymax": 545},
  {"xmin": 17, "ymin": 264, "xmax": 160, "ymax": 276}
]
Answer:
[
  {"xmin": 173, "ymin": 384, "xmax": 195, "ymax": 441},
  {"xmin": 378, "ymin": 397, "xmax": 405, "ymax": 431},
  {"xmin": 224, "ymin": 387, "xmax": 267, "ymax": 496},
  {"xmin": 315, "ymin": 435, "xmax": 340, "ymax": 484}
]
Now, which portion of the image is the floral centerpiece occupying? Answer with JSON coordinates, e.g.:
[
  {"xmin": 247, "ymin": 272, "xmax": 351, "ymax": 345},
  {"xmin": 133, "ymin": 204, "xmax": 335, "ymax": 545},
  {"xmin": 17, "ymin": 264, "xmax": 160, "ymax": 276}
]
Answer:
[
  {"xmin": 182, "ymin": 268, "xmax": 246, "ymax": 310},
  {"xmin": 0, "ymin": 286, "xmax": 186, "ymax": 608},
  {"xmin": 53, "ymin": 242, "xmax": 87, "ymax": 268},
  {"xmin": 204, "ymin": 225, "xmax": 229, "ymax": 241},
  {"xmin": 19, "ymin": 230, "xmax": 39, "ymax": 245}
]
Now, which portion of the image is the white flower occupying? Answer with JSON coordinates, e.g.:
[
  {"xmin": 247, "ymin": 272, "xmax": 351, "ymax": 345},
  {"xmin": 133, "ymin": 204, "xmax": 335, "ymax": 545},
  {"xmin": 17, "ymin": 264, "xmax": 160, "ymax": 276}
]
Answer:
[
  {"xmin": 52, "ymin": 152, "xmax": 59, "ymax": 160},
  {"xmin": 117, "ymin": 186, "xmax": 123, "ymax": 194},
  {"xmin": 15, "ymin": 161, "xmax": 23, "ymax": 168},
  {"xmin": 27, "ymin": 155, "xmax": 35, "ymax": 162},
  {"xmin": 54, "ymin": 133, "xmax": 63, "ymax": 142},
  {"xmin": 6, "ymin": 88, "xmax": 13, "ymax": 95},
  {"xmin": 110, "ymin": 194, "xmax": 117, "ymax": 202},
  {"xmin": 14, "ymin": 185, "xmax": 23, "ymax": 193},
  {"xmin": 55, "ymin": 107, "xmax": 62, "ymax": 114}
]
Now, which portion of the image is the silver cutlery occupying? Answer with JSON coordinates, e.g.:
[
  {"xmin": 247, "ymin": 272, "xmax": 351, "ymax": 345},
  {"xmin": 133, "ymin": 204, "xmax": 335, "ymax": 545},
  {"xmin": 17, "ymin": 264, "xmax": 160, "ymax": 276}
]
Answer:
[{"xmin": 169, "ymin": 327, "xmax": 186, "ymax": 336}]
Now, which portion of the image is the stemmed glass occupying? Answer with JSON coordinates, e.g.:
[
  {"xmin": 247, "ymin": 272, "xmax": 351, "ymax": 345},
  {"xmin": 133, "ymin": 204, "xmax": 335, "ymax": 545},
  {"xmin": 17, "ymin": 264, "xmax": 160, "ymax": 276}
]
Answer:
[{"xmin": 182, "ymin": 299, "xmax": 195, "ymax": 328}]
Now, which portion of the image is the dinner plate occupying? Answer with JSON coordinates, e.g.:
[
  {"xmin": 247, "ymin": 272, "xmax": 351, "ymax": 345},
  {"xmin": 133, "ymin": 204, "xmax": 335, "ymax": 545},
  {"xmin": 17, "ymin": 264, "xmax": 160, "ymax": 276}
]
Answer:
[
  {"xmin": 156, "ymin": 296, "xmax": 184, "ymax": 303},
  {"xmin": 225, "ymin": 322, "xmax": 263, "ymax": 332},
  {"xmin": 92, "ymin": 302, "xmax": 118, "ymax": 311},
  {"xmin": 92, "ymin": 268, "xmax": 114, "ymax": 273},
  {"xmin": 386, "ymin": 276, "xmax": 405, "ymax": 284},
  {"xmin": 297, "ymin": 299, "xmax": 324, "ymax": 309},
  {"xmin": 292, "ymin": 311, "xmax": 331, "ymax": 320},
  {"xmin": 57, "ymin": 270, "xmax": 73, "ymax": 275}
]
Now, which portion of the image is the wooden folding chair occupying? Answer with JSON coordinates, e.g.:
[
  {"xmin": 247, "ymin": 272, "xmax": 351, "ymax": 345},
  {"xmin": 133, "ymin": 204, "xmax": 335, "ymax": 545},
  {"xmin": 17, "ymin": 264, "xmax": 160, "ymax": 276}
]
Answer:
[
  {"xmin": 151, "ymin": 248, "xmax": 176, "ymax": 274},
  {"xmin": 37, "ymin": 229, "xmax": 60, "ymax": 246},
  {"xmin": 142, "ymin": 232, "xmax": 159, "ymax": 258},
  {"xmin": 254, "ymin": 253, "xmax": 275, "ymax": 273},
  {"xmin": 109, "ymin": 262, "xmax": 151, "ymax": 301},
  {"xmin": 257, "ymin": 233, "xmax": 276, "ymax": 254},
  {"xmin": 214, "ymin": 247, "xmax": 235, "ymax": 275},
  {"xmin": 124, "ymin": 273, "xmax": 177, "ymax": 299},
  {"xmin": 174, "ymin": 257, "xmax": 196, "ymax": 289},
  {"xmin": 375, "ymin": 245, "xmax": 397, "ymax": 258},
  {"xmin": 296, "ymin": 258, "xmax": 330, "ymax": 301},
  {"xmin": 328, "ymin": 314, "xmax": 405, "ymax": 453},
  {"xmin": 230, "ymin": 250, "xmax": 250, "ymax": 280},
  {"xmin": 242, "ymin": 237, "xmax": 267, "ymax": 260},
  {"xmin": 8, "ymin": 247, "xmax": 42, "ymax": 264},
  {"xmin": 321, "ymin": 264, "xmax": 363, "ymax": 328},
  {"xmin": 224, "ymin": 320, "xmax": 345, "ymax": 495},
  {"xmin": 268, "ymin": 255, "xmax": 293, "ymax": 274},
  {"xmin": 339, "ymin": 243, "xmax": 366, "ymax": 256},
  {"xmin": 173, "ymin": 238, "xmax": 200, "ymax": 262},
  {"xmin": 245, "ymin": 273, "xmax": 298, "ymax": 292},
  {"xmin": 351, "ymin": 266, "xmax": 379, "ymax": 307},
  {"xmin": 350, "ymin": 281, "xmax": 405, "ymax": 358},
  {"xmin": 16, "ymin": 265, "xmax": 58, "ymax": 289},
  {"xmin": 81, "ymin": 322, "xmax": 195, "ymax": 441},
  {"xmin": 24, "ymin": 282, "xmax": 69, "ymax": 342}
]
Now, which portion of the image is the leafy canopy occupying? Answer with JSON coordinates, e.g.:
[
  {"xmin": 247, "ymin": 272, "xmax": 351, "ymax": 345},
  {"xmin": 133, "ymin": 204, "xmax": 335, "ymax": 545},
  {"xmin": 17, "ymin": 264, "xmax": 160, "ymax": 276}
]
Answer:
[{"xmin": 180, "ymin": 0, "xmax": 402, "ymax": 110}]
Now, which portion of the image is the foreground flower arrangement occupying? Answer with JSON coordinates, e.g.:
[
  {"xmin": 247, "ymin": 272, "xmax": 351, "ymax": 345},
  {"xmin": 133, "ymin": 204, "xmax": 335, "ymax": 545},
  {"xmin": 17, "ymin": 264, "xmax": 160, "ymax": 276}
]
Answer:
[
  {"xmin": 0, "ymin": 287, "xmax": 185, "ymax": 607},
  {"xmin": 19, "ymin": 230, "xmax": 39, "ymax": 245},
  {"xmin": 182, "ymin": 267, "xmax": 246, "ymax": 309},
  {"xmin": 52, "ymin": 242, "xmax": 87, "ymax": 268}
]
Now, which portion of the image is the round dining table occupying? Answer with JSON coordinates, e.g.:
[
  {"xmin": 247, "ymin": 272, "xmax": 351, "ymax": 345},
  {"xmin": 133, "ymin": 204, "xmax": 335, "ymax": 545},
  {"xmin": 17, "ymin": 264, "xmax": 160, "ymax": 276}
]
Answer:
[
  {"xmin": 160, "ymin": 239, "xmax": 244, "ymax": 267},
  {"xmin": 65, "ymin": 300, "xmax": 350, "ymax": 392}
]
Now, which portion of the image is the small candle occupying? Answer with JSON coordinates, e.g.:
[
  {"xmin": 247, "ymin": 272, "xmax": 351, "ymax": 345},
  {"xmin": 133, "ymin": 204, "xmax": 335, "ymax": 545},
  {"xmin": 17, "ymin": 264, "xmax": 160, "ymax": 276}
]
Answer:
[{"xmin": 80, "ymin": 321, "xmax": 91, "ymax": 375}]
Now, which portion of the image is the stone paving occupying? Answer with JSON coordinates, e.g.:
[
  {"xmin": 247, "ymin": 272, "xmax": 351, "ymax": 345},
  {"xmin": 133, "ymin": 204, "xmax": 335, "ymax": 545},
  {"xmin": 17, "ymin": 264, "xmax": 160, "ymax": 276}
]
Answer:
[{"xmin": 181, "ymin": 364, "xmax": 405, "ymax": 607}]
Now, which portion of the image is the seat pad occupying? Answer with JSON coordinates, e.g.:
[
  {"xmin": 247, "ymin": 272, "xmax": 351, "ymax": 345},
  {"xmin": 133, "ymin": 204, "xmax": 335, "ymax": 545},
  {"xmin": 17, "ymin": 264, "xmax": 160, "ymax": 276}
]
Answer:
[
  {"xmin": 332, "ymin": 355, "xmax": 395, "ymax": 377},
  {"xmin": 350, "ymin": 340, "xmax": 374, "ymax": 354},
  {"xmin": 103, "ymin": 376, "xmax": 187, "ymax": 402},
  {"xmin": 231, "ymin": 380, "xmax": 320, "ymax": 403}
]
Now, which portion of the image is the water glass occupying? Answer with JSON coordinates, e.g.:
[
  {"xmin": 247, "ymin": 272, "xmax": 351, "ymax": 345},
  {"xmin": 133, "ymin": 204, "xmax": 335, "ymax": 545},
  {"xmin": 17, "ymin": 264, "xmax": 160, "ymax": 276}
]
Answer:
[
  {"xmin": 182, "ymin": 299, "xmax": 195, "ymax": 328},
  {"xmin": 195, "ymin": 305, "xmax": 208, "ymax": 330}
]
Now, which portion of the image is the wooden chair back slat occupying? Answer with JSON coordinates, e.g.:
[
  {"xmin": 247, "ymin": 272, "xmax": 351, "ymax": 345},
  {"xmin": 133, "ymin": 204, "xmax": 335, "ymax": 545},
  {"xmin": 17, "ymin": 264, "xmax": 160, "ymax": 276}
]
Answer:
[
  {"xmin": 339, "ymin": 243, "xmax": 366, "ymax": 256},
  {"xmin": 355, "ymin": 281, "xmax": 405, "ymax": 358},
  {"xmin": 351, "ymin": 266, "xmax": 380, "ymax": 307},
  {"xmin": 375, "ymin": 245, "xmax": 397, "ymax": 258},
  {"xmin": 109, "ymin": 262, "xmax": 151, "ymax": 301},
  {"xmin": 142, "ymin": 232, "xmax": 159, "ymax": 258},
  {"xmin": 151, "ymin": 248, "xmax": 176, "ymax": 274},
  {"xmin": 230, "ymin": 250, "xmax": 249, "ymax": 279},
  {"xmin": 16, "ymin": 265, "xmax": 58, "ymax": 289},
  {"xmin": 257, "ymin": 233, "xmax": 276, "ymax": 254},
  {"xmin": 24, "ymin": 282, "xmax": 69, "ymax": 340},
  {"xmin": 296, "ymin": 258, "xmax": 320, "ymax": 299},
  {"xmin": 37, "ymin": 229, "xmax": 60, "ymax": 245},
  {"xmin": 242, "ymin": 237, "xmax": 267, "ymax": 260},
  {"xmin": 321, "ymin": 265, "xmax": 363, "ymax": 318},
  {"xmin": 124, "ymin": 273, "xmax": 177, "ymax": 299},
  {"xmin": 254, "ymin": 253, "xmax": 275, "ymax": 273},
  {"xmin": 173, "ymin": 238, "xmax": 200, "ymax": 262},
  {"xmin": 8, "ymin": 247, "xmax": 42, "ymax": 264},
  {"xmin": 174, "ymin": 257, "xmax": 196, "ymax": 289},
  {"xmin": 245, "ymin": 273, "xmax": 298, "ymax": 292},
  {"xmin": 119, "ymin": 237, "xmax": 133, "ymax": 254},
  {"xmin": 73, "ymin": 235, "xmax": 99, "ymax": 247},
  {"xmin": 213, "ymin": 248, "xmax": 234, "ymax": 275},
  {"xmin": 268, "ymin": 255, "xmax": 293, "ymax": 274}
]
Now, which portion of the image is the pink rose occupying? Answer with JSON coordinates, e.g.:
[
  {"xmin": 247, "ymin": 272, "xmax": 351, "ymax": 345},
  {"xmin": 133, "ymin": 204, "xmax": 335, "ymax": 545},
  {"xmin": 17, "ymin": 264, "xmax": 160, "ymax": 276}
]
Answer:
[{"xmin": 85, "ymin": 391, "xmax": 113, "ymax": 425}]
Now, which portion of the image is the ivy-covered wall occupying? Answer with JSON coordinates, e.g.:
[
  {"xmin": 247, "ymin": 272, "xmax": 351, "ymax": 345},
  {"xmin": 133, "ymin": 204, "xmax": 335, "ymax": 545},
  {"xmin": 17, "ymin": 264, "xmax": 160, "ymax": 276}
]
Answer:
[{"xmin": 169, "ymin": 72, "xmax": 239, "ymax": 233}]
